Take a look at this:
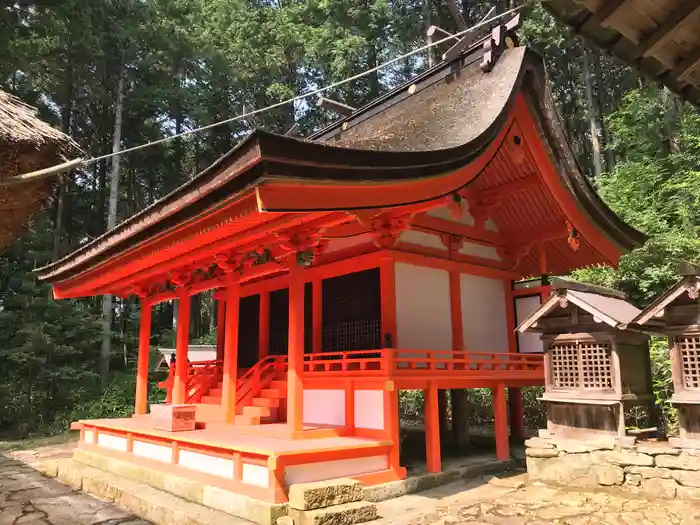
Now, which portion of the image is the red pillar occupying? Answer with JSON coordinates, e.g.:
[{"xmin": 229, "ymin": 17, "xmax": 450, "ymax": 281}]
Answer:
[
  {"xmin": 222, "ymin": 281, "xmax": 241, "ymax": 424},
  {"xmin": 287, "ymin": 262, "xmax": 305, "ymax": 432},
  {"xmin": 216, "ymin": 297, "xmax": 226, "ymax": 362},
  {"xmin": 492, "ymin": 384, "xmax": 509, "ymax": 461},
  {"xmin": 173, "ymin": 291, "xmax": 191, "ymax": 405},
  {"xmin": 508, "ymin": 387, "xmax": 525, "ymax": 441},
  {"xmin": 424, "ymin": 384, "xmax": 441, "ymax": 473},
  {"xmin": 134, "ymin": 298, "xmax": 152, "ymax": 415},
  {"xmin": 259, "ymin": 291, "xmax": 270, "ymax": 359}
]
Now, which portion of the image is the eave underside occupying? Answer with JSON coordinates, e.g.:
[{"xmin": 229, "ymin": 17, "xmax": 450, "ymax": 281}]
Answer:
[{"xmin": 544, "ymin": 0, "xmax": 700, "ymax": 107}]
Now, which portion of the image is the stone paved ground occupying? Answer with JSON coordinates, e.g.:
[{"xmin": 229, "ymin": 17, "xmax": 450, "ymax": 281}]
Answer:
[
  {"xmin": 0, "ymin": 441, "xmax": 149, "ymax": 525},
  {"xmin": 376, "ymin": 472, "xmax": 700, "ymax": 525}
]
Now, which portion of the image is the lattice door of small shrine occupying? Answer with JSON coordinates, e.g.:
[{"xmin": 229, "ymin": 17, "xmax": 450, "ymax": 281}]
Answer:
[
  {"xmin": 322, "ymin": 268, "xmax": 381, "ymax": 354},
  {"xmin": 675, "ymin": 335, "xmax": 700, "ymax": 389},
  {"xmin": 549, "ymin": 341, "xmax": 613, "ymax": 391}
]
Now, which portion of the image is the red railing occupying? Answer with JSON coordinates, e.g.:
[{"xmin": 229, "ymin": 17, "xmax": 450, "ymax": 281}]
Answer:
[
  {"xmin": 391, "ymin": 349, "xmax": 543, "ymax": 373},
  {"xmin": 186, "ymin": 360, "xmax": 222, "ymax": 403},
  {"xmin": 303, "ymin": 350, "xmax": 385, "ymax": 375}
]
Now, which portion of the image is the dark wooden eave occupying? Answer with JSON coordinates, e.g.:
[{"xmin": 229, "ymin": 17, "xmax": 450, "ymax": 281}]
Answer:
[{"xmin": 544, "ymin": 0, "xmax": 700, "ymax": 107}]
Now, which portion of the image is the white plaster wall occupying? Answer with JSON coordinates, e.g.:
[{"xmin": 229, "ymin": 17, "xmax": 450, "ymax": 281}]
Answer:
[
  {"xmin": 241, "ymin": 463, "xmax": 269, "ymax": 488},
  {"xmin": 303, "ymin": 389, "xmax": 345, "ymax": 426},
  {"xmin": 395, "ymin": 263, "xmax": 452, "ymax": 353},
  {"xmin": 132, "ymin": 440, "xmax": 172, "ymax": 463},
  {"xmin": 178, "ymin": 449, "xmax": 234, "ymax": 479},
  {"xmin": 516, "ymin": 295, "xmax": 544, "ymax": 354},
  {"xmin": 97, "ymin": 433, "xmax": 127, "ymax": 452},
  {"xmin": 83, "ymin": 429, "xmax": 94, "ymax": 444},
  {"xmin": 354, "ymin": 390, "xmax": 384, "ymax": 430},
  {"xmin": 398, "ymin": 230, "xmax": 447, "ymax": 250},
  {"xmin": 461, "ymin": 275, "xmax": 509, "ymax": 361},
  {"xmin": 458, "ymin": 242, "xmax": 502, "ymax": 261},
  {"xmin": 285, "ymin": 455, "xmax": 388, "ymax": 485}
]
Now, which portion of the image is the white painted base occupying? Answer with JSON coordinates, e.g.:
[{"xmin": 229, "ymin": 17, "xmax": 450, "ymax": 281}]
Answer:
[{"xmin": 285, "ymin": 455, "xmax": 388, "ymax": 485}]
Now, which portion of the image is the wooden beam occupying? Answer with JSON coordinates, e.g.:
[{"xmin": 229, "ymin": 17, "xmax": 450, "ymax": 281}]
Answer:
[
  {"xmin": 673, "ymin": 46, "xmax": 700, "ymax": 85},
  {"xmin": 411, "ymin": 214, "xmax": 501, "ymax": 246},
  {"xmin": 317, "ymin": 97, "xmax": 355, "ymax": 117},
  {"xmin": 639, "ymin": 4, "xmax": 700, "ymax": 60},
  {"xmin": 593, "ymin": 0, "xmax": 628, "ymax": 27}
]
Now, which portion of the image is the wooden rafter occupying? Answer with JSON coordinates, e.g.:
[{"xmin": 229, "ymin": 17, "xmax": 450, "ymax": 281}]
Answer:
[
  {"xmin": 411, "ymin": 213, "xmax": 501, "ymax": 246},
  {"xmin": 673, "ymin": 46, "xmax": 700, "ymax": 85},
  {"xmin": 592, "ymin": 0, "xmax": 628, "ymax": 26},
  {"xmin": 471, "ymin": 174, "xmax": 540, "ymax": 202},
  {"xmin": 638, "ymin": 4, "xmax": 700, "ymax": 61}
]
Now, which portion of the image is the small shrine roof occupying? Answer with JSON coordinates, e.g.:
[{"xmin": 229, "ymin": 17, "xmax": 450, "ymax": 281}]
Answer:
[
  {"xmin": 517, "ymin": 279, "xmax": 641, "ymax": 332},
  {"xmin": 632, "ymin": 261, "xmax": 700, "ymax": 327}
]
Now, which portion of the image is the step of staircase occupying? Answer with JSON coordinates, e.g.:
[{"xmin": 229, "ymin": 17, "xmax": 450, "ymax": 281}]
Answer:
[
  {"xmin": 43, "ymin": 457, "xmax": 257, "ymax": 525},
  {"xmin": 235, "ymin": 414, "xmax": 261, "ymax": 425},
  {"xmin": 209, "ymin": 388, "xmax": 222, "ymax": 396},
  {"xmin": 260, "ymin": 388, "xmax": 284, "ymax": 399},
  {"xmin": 252, "ymin": 397, "xmax": 280, "ymax": 408},
  {"xmin": 269, "ymin": 380, "xmax": 287, "ymax": 390},
  {"xmin": 201, "ymin": 395, "xmax": 222, "ymax": 404},
  {"xmin": 288, "ymin": 500, "xmax": 377, "ymax": 525},
  {"xmin": 243, "ymin": 405, "xmax": 272, "ymax": 419},
  {"xmin": 194, "ymin": 403, "xmax": 225, "ymax": 423}
]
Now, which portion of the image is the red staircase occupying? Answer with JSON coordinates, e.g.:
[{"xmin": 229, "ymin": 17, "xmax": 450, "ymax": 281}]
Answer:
[{"xmin": 158, "ymin": 355, "xmax": 288, "ymax": 426}]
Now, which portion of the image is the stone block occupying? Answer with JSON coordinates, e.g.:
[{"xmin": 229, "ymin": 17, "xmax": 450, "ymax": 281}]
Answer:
[
  {"xmin": 202, "ymin": 484, "xmax": 288, "ymax": 525},
  {"xmin": 591, "ymin": 464, "xmax": 624, "ymax": 486},
  {"xmin": 278, "ymin": 516, "xmax": 295, "ymax": 525},
  {"xmin": 553, "ymin": 440, "xmax": 613, "ymax": 454},
  {"xmin": 672, "ymin": 469, "xmax": 700, "ymax": 488},
  {"xmin": 640, "ymin": 477, "xmax": 678, "ymax": 499},
  {"xmin": 625, "ymin": 466, "xmax": 673, "ymax": 479},
  {"xmin": 625, "ymin": 473, "xmax": 642, "ymax": 486},
  {"xmin": 289, "ymin": 501, "xmax": 377, "ymax": 525},
  {"xmin": 525, "ymin": 448, "xmax": 558, "ymax": 458},
  {"xmin": 288, "ymin": 479, "xmax": 363, "ymax": 511},
  {"xmin": 656, "ymin": 453, "xmax": 700, "ymax": 470},
  {"xmin": 523, "ymin": 438, "xmax": 553, "ymax": 449},
  {"xmin": 635, "ymin": 443, "xmax": 680, "ymax": 456},
  {"xmin": 677, "ymin": 485, "xmax": 700, "ymax": 500},
  {"xmin": 56, "ymin": 460, "xmax": 85, "ymax": 490},
  {"xmin": 35, "ymin": 459, "xmax": 59, "ymax": 478},
  {"xmin": 526, "ymin": 453, "xmax": 596, "ymax": 487},
  {"xmin": 591, "ymin": 450, "xmax": 653, "ymax": 467}
]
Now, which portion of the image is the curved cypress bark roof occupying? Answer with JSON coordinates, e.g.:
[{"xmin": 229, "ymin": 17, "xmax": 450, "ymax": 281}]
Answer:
[{"xmin": 36, "ymin": 41, "xmax": 646, "ymax": 289}]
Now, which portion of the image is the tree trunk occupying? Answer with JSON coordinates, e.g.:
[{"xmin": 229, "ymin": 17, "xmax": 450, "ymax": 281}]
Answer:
[
  {"xmin": 593, "ymin": 49, "xmax": 614, "ymax": 171},
  {"xmin": 450, "ymin": 388, "xmax": 470, "ymax": 450},
  {"xmin": 582, "ymin": 45, "xmax": 603, "ymax": 178},
  {"xmin": 100, "ymin": 69, "xmax": 125, "ymax": 389}
]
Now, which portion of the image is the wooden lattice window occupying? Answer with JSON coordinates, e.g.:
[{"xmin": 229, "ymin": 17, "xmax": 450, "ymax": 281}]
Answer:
[
  {"xmin": 677, "ymin": 336, "xmax": 700, "ymax": 389},
  {"xmin": 550, "ymin": 343, "xmax": 579, "ymax": 388},
  {"xmin": 580, "ymin": 343, "xmax": 612, "ymax": 389},
  {"xmin": 550, "ymin": 341, "xmax": 612, "ymax": 390}
]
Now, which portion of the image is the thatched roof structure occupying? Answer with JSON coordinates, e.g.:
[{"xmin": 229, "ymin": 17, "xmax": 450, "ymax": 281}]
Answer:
[{"xmin": 0, "ymin": 90, "xmax": 76, "ymax": 249}]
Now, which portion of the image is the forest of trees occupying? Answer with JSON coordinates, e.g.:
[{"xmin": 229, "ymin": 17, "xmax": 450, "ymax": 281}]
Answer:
[{"xmin": 1, "ymin": 0, "xmax": 699, "ymax": 438}]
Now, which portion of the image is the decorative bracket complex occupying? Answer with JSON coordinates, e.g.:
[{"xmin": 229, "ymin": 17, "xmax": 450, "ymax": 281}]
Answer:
[
  {"xmin": 566, "ymin": 221, "xmax": 580, "ymax": 252},
  {"xmin": 275, "ymin": 228, "xmax": 325, "ymax": 267},
  {"xmin": 370, "ymin": 215, "xmax": 411, "ymax": 249}
]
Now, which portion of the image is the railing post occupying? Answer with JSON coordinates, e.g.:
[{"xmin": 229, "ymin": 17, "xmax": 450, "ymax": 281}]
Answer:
[{"xmin": 383, "ymin": 348, "xmax": 395, "ymax": 377}]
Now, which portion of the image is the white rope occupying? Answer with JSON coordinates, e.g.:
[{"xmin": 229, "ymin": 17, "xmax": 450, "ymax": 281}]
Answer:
[{"xmin": 16, "ymin": 5, "xmax": 524, "ymax": 180}]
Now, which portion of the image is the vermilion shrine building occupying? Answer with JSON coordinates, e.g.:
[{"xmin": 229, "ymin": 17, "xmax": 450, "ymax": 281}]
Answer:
[{"xmin": 37, "ymin": 22, "xmax": 645, "ymax": 515}]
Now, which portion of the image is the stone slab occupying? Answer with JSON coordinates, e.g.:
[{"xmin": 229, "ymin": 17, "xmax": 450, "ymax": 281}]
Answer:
[
  {"xmin": 288, "ymin": 479, "xmax": 363, "ymax": 511},
  {"xmin": 289, "ymin": 501, "xmax": 377, "ymax": 525}
]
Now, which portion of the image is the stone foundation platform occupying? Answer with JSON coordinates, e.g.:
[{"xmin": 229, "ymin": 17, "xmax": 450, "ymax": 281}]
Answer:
[{"xmin": 525, "ymin": 433, "xmax": 700, "ymax": 500}]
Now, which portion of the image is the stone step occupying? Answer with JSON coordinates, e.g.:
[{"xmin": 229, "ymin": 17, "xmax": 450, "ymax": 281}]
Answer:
[
  {"xmin": 67, "ymin": 448, "xmax": 286, "ymax": 525},
  {"xmin": 288, "ymin": 479, "xmax": 364, "ymax": 511},
  {"xmin": 288, "ymin": 501, "xmax": 377, "ymax": 525},
  {"xmin": 45, "ymin": 458, "xmax": 256, "ymax": 525}
]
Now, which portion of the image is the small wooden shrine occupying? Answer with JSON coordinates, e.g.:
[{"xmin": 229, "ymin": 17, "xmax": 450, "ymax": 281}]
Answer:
[
  {"xmin": 633, "ymin": 261, "xmax": 700, "ymax": 448},
  {"xmin": 517, "ymin": 279, "xmax": 653, "ymax": 440},
  {"xmin": 34, "ymin": 15, "xmax": 646, "ymax": 520}
]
